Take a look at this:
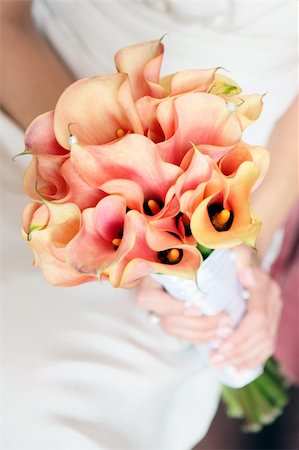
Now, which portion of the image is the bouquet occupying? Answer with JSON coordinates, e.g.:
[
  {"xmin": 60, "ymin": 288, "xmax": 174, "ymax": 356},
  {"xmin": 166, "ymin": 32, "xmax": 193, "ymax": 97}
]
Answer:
[{"xmin": 19, "ymin": 38, "xmax": 288, "ymax": 431}]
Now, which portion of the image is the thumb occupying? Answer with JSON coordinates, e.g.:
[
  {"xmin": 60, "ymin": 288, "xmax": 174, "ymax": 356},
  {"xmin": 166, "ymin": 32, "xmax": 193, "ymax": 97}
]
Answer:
[{"xmin": 232, "ymin": 245, "xmax": 256, "ymax": 288}]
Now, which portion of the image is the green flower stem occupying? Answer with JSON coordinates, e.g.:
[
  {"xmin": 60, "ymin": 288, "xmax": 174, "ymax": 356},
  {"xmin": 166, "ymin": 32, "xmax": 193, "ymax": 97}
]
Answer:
[
  {"xmin": 254, "ymin": 371, "xmax": 289, "ymax": 409},
  {"xmin": 234, "ymin": 386, "xmax": 262, "ymax": 432},
  {"xmin": 221, "ymin": 386, "xmax": 244, "ymax": 418},
  {"xmin": 221, "ymin": 359, "xmax": 289, "ymax": 432}
]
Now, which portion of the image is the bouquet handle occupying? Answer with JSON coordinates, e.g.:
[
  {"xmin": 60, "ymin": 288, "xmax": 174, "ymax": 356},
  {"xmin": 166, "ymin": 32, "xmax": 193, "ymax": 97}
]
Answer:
[{"xmin": 152, "ymin": 249, "xmax": 263, "ymax": 388}]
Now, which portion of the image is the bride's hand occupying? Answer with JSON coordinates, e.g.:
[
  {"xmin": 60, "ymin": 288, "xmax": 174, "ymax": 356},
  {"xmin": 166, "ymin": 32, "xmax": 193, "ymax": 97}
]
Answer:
[
  {"xmin": 209, "ymin": 255, "xmax": 282, "ymax": 371},
  {"xmin": 135, "ymin": 247, "xmax": 282, "ymax": 370},
  {"xmin": 136, "ymin": 276, "xmax": 232, "ymax": 345}
]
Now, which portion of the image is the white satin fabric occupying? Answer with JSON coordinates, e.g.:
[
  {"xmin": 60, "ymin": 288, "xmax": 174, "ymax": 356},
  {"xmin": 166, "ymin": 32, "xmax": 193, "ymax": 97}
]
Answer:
[{"xmin": 1, "ymin": 1, "xmax": 298, "ymax": 449}]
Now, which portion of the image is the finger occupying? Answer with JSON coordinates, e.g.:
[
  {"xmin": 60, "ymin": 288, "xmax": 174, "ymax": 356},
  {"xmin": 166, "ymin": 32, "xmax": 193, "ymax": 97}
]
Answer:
[
  {"xmin": 161, "ymin": 321, "xmax": 224, "ymax": 345},
  {"xmin": 162, "ymin": 313, "xmax": 232, "ymax": 335},
  {"xmin": 216, "ymin": 341, "xmax": 272, "ymax": 371},
  {"xmin": 136, "ymin": 277, "xmax": 186, "ymax": 316}
]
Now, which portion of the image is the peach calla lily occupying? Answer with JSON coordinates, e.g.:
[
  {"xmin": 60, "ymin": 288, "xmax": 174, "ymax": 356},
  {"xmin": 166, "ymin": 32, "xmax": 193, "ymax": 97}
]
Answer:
[
  {"xmin": 115, "ymin": 39, "xmax": 165, "ymax": 100},
  {"xmin": 54, "ymin": 73, "xmax": 143, "ymax": 149},
  {"xmin": 22, "ymin": 201, "xmax": 95, "ymax": 286}
]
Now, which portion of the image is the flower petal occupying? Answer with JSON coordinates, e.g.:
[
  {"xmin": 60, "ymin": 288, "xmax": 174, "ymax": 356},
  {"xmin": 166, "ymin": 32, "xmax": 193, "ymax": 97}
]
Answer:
[
  {"xmin": 115, "ymin": 39, "xmax": 164, "ymax": 100},
  {"xmin": 70, "ymin": 134, "xmax": 182, "ymax": 200},
  {"xmin": 157, "ymin": 93, "xmax": 243, "ymax": 165},
  {"xmin": 66, "ymin": 207, "xmax": 118, "ymax": 276},
  {"xmin": 25, "ymin": 111, "xmax": 68, "ymax": 156},
  {"xmin": 167, "ymin": 68, "xmax": 218, "ymax": 95}
]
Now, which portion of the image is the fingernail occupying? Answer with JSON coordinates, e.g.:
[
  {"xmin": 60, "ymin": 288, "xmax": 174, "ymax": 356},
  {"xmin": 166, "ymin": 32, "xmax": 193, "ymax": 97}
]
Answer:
[
  {"xmin": 210, "ymin": 340, "xmax": 221, "ymax": 350},
  {"xmin": 216, "ymin": 327, "xmax": 233, "ymax": 339},
  {"xmin": 219, "ymin": 342, "xmax": 234, "ymax": 354},
  {"xmin": 184, "ymin": 305, "xmax": 201, "ymax": 316},
  {"xmin": 242, "ymin": 267, "xmax": 256, "ymax": 287}
]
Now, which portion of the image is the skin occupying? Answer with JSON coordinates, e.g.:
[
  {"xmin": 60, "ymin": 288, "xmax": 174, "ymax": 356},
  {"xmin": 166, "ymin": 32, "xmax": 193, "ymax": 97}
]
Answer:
[{"xmin": 1, "ymin": 0, "xmax": 297, "ymax": 371}]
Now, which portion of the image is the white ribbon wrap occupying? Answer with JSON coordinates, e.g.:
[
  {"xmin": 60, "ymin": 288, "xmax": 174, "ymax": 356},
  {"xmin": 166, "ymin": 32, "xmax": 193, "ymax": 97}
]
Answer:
[{"xmin": 152, "ymin": 249, "xmax": 263, "ymax": 388}]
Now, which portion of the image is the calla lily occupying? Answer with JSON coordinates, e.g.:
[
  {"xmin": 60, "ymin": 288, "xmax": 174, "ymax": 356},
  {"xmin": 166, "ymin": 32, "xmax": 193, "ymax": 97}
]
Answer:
[
  {"xmin": 22, "ymin": 201, "xmax": 95, "ymax": 286},
  {"xmin": 69, "ymin": 134, "xmax": 182, "ymax": 207},
  {"xmin": 108, "ymin": 210, "xmax": 202, "ymax": 288},
  {"xmin": 54, "ymin": 73, "xmax": 143, "ymax": 149},
  {"xmin": 66, "ymin": 195, "xmax": 127, "ymax": 276},
  {"xmin": 156, "ymin": 92, "xmax": 243, "ymax": 165},
  {"xmin": 190, "ymin": 161, "xmax": 261, "ymax": 248},
  {"xmin": 24, "ymin": 111, "xmax": 68, "ymax": 156}
]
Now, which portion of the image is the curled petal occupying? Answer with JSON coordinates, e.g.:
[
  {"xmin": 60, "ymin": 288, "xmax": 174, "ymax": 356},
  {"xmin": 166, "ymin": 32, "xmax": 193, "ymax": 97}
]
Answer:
[
  {"xmin": 24, "ymin": 155, "xmax": 68, "ymax": 201},
  {"xmin": 219, "ymin": 141, "xmax": 269, "ymax": 190},
  {"xmin": 115, "ymin": 39, "xmax": 164, "ymax": 100}
]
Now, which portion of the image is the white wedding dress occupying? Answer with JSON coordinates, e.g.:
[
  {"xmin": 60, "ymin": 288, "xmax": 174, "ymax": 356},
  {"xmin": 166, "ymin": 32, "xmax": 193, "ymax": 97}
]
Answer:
[{"xmin": 1, "ymin": 1, "xmax": 297, "ymax": 449}]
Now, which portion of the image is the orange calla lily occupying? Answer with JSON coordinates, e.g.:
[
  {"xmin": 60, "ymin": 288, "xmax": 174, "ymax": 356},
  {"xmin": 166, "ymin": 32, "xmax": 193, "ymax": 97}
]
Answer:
[{"xmin": 190, "ymin": 161, "xmax": 262, "ymax": 249}]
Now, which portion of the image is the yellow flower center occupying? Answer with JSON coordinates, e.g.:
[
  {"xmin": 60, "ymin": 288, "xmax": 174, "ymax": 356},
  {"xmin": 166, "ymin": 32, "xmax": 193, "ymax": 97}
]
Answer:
[
  {"xmin": 116, "ymin": 128, "xmax": 126, "ymax": 138},
  {"xmin": 212, "ymin": 209, "xmax": 232, "ymax": 231},
  {"xmin": 147, "ymin": 199, "xmax": 161, "ymax": 215},
  {"xmin": 158, "ymin": 248, "xmax": 183, "ymax": 265},
  {"xmin": 112, "ymin": 238, "xmax": 122, "ymax": 248}
]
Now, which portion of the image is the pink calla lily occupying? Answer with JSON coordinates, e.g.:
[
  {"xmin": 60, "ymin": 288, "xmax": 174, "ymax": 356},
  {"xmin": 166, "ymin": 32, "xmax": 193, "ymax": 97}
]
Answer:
[
  {"xmin": 24, "ymin": 111, "xmax": 68, "ymax": 156},
  {"xmin": 69, "ymin": 133, "xmax": 182, "ymax": 206},
  {"xmin": 108, "ymin": 210, "xmax": 202, "ymax": 288},
  {"xmin": 156, "ymin": 92, "xmax": 243, "ymax": 165},
  {"xmin": 66, "ymin": 195, "xmax": 127, "ymax": 276}
]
